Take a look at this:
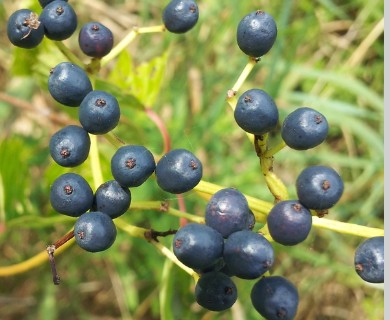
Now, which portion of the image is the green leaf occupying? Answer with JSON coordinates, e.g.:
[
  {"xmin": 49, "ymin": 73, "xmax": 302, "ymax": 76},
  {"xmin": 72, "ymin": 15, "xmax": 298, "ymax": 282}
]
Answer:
[{"xmin": 108, "ymin": 50, "xmax": 169, "ymax": 107}]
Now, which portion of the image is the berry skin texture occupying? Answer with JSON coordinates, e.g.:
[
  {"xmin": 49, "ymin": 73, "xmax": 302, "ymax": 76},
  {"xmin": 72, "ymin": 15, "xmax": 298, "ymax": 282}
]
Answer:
[
  {"xmin": 79, "ymin": 22, "xmax": 114, "ymax": 58},
  {"xmin": 205, "ymin": 188, "xmax": 251, "ymax": 238},
  {"xmin": 7, "ymin": 9, "xmax": 45, "ymax": 49},
  {"xmin": 195, "ymin": 271, "xmax": 238, "ymax": 312},
  {"xmin": 93, "ymin": 180, "xmax": 131, "ymax": 219},
  {"xmin": 50, "ymin": 173, "xmax": 94, "ymax": 217},
  {"xmin": 48, "ymin": 62, "xmax": 92, "ymax": 107},
  {"xmin": 39, "ymin": 0, "xmax": 78, "ymax": 41},
  {"xmin": 354, "ymin": 236, "xmax": 384, "ymax": 283},
  {"xmin": 49, "ymin": 125, "xmax": 91, "ymax": 167},
  {"xmin": 251, "ymin": 276, "xmax": 299, "ymax": 320},
  {"xmin": 111, "ymin": 145, "xmax": 156, "ymax": 188},
  {"xmin": 162, "ymin": 0, "xmax": 199, "ymax": 34},
  {"xmin": 296, "ymin": 165, "xmax": 344, "ymax": 210},
  {"xmin": 267, "ymin": 200, "xmax": 312, "ymax": 246},
  {"xmin": 79, "ymin": 90, "xmax": 120, "ymax": 135},
  {"xmin": 281, "ymin": 107, "xmax": 329, "ymax": 150},
  {"xmin": 155, "ymin": 148, "xmax": 203, "ymax": 194},
  {"xmin": 74, "ymin": 211, "xmax": 117, "ymax": 252},
  {"xmin": 236, "ymin": 10, "xmax": 277, "ymax": 58},
  {"xmin": 223, "ymin": 230, "xmax": 274, "ymax": 279},
  {"xmin": 173, "ymin": 223, "xmax": 224, "ymax": 270},
  {"xmin": 234, "ymin": 89, "xmax": 279, "ymax": 136}
]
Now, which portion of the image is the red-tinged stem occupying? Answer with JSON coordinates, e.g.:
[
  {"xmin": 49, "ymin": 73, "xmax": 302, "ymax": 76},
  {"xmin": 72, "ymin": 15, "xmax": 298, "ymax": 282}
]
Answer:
[{"xmin": 145, "ymin": 108, "xmax": 171, "ymax": 155}]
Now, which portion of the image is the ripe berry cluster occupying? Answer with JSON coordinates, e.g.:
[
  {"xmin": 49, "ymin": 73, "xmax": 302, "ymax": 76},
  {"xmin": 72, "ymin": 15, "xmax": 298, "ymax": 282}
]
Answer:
[
  {"xmin": 6, "ymin": 1, "xmax": 384, "ymax": 319},
  {"xmin": 7, "ymin": 0, "xmax": 203, "ymax": 254}
]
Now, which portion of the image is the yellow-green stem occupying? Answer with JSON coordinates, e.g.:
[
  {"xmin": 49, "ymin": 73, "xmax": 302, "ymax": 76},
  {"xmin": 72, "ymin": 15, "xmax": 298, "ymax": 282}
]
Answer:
[
  {"xmin": 89, "ymin": 134, "xmax": 104, "ymax": 190},
  {"xmin": 264, "ymin": 141, "xmax": 287, "ymax": 158},
  {"xmin": 312, "ymin": 217, "xmax": 384, "ymax": 238},
  {"xmin": 231, "ymin": 58, "xmax": 258, "ymax": 93},
  {"xmin": 0, "ymin": 238, "xmax": 75, "ymax": 277},
  {"xmin": 54, "ymin": 41, "xmax": 84, "ymax": 67},
  {"xmin": 151, "ymin": 241, "xmax": 199, "ymax": 281},
  {"xmin": 167, "ymin": 207, "xmax": 204, "ymax": 224},
  {"xmin": 115, "ymin": 218, "xmax": 148, "ymax": 238},
  {"xmin": 115, "ymin": 219, "xmax": 198, "ymax": 280},
  {"xmin": 101, "ymin": 25, "xmax": 165, "ymax": 67}
]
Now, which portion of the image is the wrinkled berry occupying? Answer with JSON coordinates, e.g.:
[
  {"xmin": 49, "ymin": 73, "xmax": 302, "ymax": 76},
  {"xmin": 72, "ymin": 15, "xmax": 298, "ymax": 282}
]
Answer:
[{"xmin": 7, "ymin": 9, "xmax": 44, "ymax": 49}]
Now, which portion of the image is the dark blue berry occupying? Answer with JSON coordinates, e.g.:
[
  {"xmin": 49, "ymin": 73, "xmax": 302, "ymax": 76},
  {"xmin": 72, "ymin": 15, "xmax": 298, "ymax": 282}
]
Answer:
[
  {"xmin": 48, "ymin": 62, "xmax": 92, "ymax": 107},
  {"xmin": 39, "ymin": 0, "xmax": 68, "ymax": 8},
  {"xmin": 78, "ymin": 22, "xmax": 114, "ymax": 58},
  {"xmin": 50, "ymin": 173, "xmax": 94, "ymax": 217},
  {"xmin": 296, "ymin": 165, "xmax": 344, "ymax": 210},
  {"xmin": 155, "ymin": 148, "xmax": 202, "ymax": 194},
  {"xmin": 205, "ymin": 188, "xmax": 250, "ymax": 238},
  {"xmin": 49, "ymin": 125, "xmax": 90, "ymax": 167},
  {"xmin": 195, "ymin": 271, "xmax": 237, "ymax": 311},
  {"xmin": 236, "ymin": 10, "xmax": 277, "ymax": 58},
  {"xmin": 39, "ymin": 0, "xmax": 77, "ymax": 41},
  {"xmin": 173, "ymin": 223, "xmax": 224, "ymax": 270},
  {"xmin": 267, "ymin": 200, "xmax": 312, "ymax": 246},
  {"xmin": 223, "ymin": 230, "xmax": 274, "ymax": 279},
  {"xmin": 7, "ymin": 9, "xmax": 44, "ymax": 49},
  {"xmin": 251, "ymin": 276, "xmax": 299, "ymax": 320},
  {"xmin": 281, "ymin": 107, "xmax": 329, "ymax": 150},
  {"xmin": 93, "ymin": 180, "xmax": 131, "ymax": 219},
  {"xmin": 110, "ymin": 145, "xmax": 156, "ymax": 188},
  {"xmin": 162, "ymin": 0, "xmax": 199, "ymax": 34},
  {"xmin": 354, "ymin": 236, "xmax": 384, "ymax": 283},
  {"xmin": 79, "ymin": 90, "xmax": 120, "ymax": 134},
  {"xmin": 74, "ymin": 211, "xmax": 117, "ymax": 252},
  {"xmin": 234, "ymin": 89, "xmax": 279, "ymax": 136}
]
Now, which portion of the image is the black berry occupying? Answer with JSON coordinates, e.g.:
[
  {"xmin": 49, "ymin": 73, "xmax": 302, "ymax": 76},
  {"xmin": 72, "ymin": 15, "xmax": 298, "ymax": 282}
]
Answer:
[
  {"xmin": 48, "ymin": 62, "xmax": 92, "ymax": 107},
  {"xmin": 173, "ymin": 223, "xmax": 224, "ymax": 270},
  {"xmin": 296, "ymin": 165, "xmax": 344, "ymax": 210},
  {"xmin": 50, "ymin": 173, "xmax": 94, "ymax": 217},
  {"xmin": 195, "ymin": 271, "xmax": 237, "ymax": 311},
  {"xmin": 7, "ymin": 9, "xmax": 44, "ymax": 49},
  {"xmin": 155, "ymin": 148, "xmax": 202, "ymax": 194},
  {"xmin": 110, "ymin": 145, "xmax": 156, "ymax": 188},
  {"xmin": 251, "ymin": 276, "xmax": 299, "ymax": 320},
  {"xmin": 236, "ymin": 10, "xmax": 277, "ymax": 58},
  {"xmin": 74, "ymin": 211, "xmax": 117, "ymax": 252},
  {"xmin": 234, "ymin": 88, "xmax": 279, "ymax": 136},
  {"xmin": 162, "ymin": 0, "xmax": 199, "ymax": 34},
  {"xmin": 79, "ymin": 90, "xmax": 120, "ymax": 135},
  {"xmin": 354, "ymin": 236, "xmax": 384, "ymax": 283},
  {"xmin": 267, "ymin": 200, "xmax": 312, "ymax": 246},
  {"xmin": 281, "ymin": 107, "xmax": 329, "ymax": 150},
  {"xmin": 205, "ymin": 188, "xmax": 251, "ymax": 238},
  {"xmin": 78, "ymin": 21, "xmax": 114, "ymax": 58},
  {"xmin": 223, "ymin": 230, "xmax": 274, "ymax": 279},
  {"xmin": 93, "ymin": 180, "xmax": 131, "ymax": 219},
  {"xmin": 39, "ymin": 0, "xmax": 78, "ymax": 41},
  {"xmin": 49, "ymin": 125, "xmax": 91, "ymax": 167}
]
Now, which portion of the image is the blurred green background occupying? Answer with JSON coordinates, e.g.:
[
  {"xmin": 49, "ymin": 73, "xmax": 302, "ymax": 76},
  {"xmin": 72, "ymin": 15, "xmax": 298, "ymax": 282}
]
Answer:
[{"xmin": 0, "ymin": 0, "xmax": 384, "ymax": 319}]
